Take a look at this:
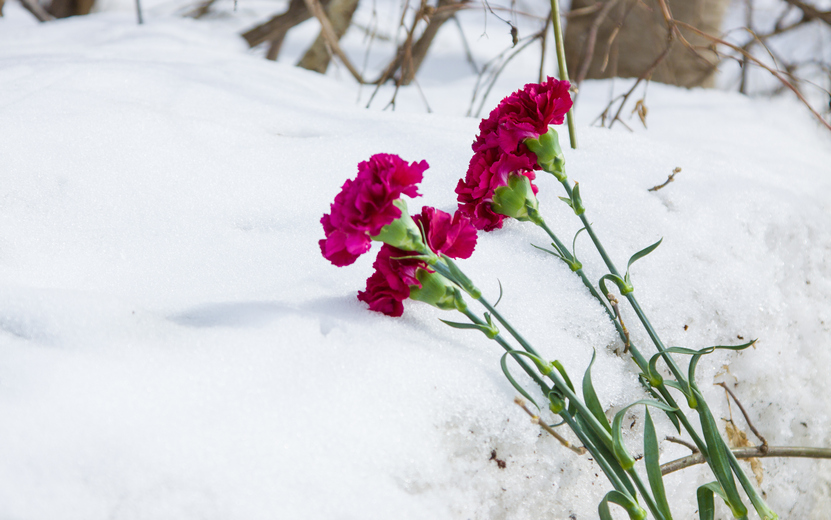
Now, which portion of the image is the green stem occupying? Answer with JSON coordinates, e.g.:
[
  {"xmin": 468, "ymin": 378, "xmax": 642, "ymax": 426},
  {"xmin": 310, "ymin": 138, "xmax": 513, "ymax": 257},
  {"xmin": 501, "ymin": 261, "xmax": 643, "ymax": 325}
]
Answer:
[
  {"xmin": 460, "ymin": 308, "xmax": 634, "ymax": 501},
  {"xmin": 548, "ymin": 0, "xmax": 577, "ymax": 149},
  {"xmin": 557, "ymin": 178, "xmax": 775, "ymax": 518},
  {"xmin": 461, "ymin": 308, "xmax": 551, "ymax": 393},
  {"xmin": 561, "ymin": 412, "xmax": 633, "ymax": 495},
  {"xmin": 433, "ymin": 259, "xmax": 616, "ymax": 451},
  {"xmin": 626, "ymin": 467, "xmax": 667, "ymax": 520},
  {"xmin": 535, "ymin": 209, "xmax": 712, "ymax": 460}
]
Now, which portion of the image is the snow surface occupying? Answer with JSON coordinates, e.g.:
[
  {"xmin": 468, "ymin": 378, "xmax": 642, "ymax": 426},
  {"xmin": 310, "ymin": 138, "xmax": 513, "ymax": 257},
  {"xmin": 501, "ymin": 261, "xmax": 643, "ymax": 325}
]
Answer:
[{"xmin": 1, "ymin": 1, "xmax": 831, "ymax": 519}]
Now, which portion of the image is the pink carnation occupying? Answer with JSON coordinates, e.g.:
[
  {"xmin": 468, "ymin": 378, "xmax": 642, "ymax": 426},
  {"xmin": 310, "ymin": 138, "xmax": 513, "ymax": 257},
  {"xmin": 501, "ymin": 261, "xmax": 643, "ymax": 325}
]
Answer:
[
  {"xmin": 456, "ymin": 77, "xmax": 571, "ymax": 231},
  {"xmin": 474, "ymin": 77, "xmax": 572, "ymax": 155},
  {"xmin": 358, "ymin": 207, "xmax": 478, "ymax": 316},
  {"xmin": 357, "ymin": 244, "xmax": 424, "ymax": 317},
  {"xmin": 455, "ymin": 147, "xmax": 538, "ymax": 231},
  {"xmin": 320, "ymin": 154, "xmax": 428, "ymax": 266},
  {"xmin": 414, "ymin": 207, "xmax": 478, "ymax": 259}
]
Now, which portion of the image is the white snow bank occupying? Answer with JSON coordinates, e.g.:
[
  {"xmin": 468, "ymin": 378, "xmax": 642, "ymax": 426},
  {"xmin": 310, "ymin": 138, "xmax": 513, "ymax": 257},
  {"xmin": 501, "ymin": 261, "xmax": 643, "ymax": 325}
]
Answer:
[{"xmin": 1, "ymin": 6, "xmax": 831, "ymax": 520}]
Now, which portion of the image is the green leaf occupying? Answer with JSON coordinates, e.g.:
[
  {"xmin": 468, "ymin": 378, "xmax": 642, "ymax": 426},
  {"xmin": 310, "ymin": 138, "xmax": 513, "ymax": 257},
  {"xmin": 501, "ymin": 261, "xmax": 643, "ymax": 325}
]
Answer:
[
  {"xmin": 698, "ymin": 401, "xmax": 748, "ymax": 519},
  {"xmin": 500, "ymin": 351, "xmax": 541, "ymax": 411},
  {"xmin": 572, "ymin": 226, "xmax": 587, "ymax": 261},
  {"xmin": 439, "ymin": 319, "xmax": 498, "ymax": 339},
  {"xmin": 599, "ymin": 490, "xmax": 647, "ymax": 520},
  {"xmin": 627, "ymin": 237, "xmax": 663, "ymax": 273},
  {"xmin": 644, "ymin": 409, "xmax": 673, "ymax": 520},
  {"xmin": 582, "ymin": 350, "xmax": 612, "ymax": 435},
  {"xmin": 611, "ymin": 400, "xmax": 677, "ymax": 471},
  {"xmin": 600, "ymin": 273, "xmax": 633, "ymax": 296},
  {"xmin": 575, "ymin": 412, "xmax": 638, "ymax": 498},
  {"xmin": 531, "ymin": 243, "xmax": 567, "ymax": 262},
  {"xmin": 552, "ymin": 360, "xmax": 577, "ymax": 415},
  {"xmin": 696, "ymin": 482, "xmax": 724, "ymax": 520},
  {"xmin": 558, "ymin": 196, "xmax": 574, "ymax": 209}
]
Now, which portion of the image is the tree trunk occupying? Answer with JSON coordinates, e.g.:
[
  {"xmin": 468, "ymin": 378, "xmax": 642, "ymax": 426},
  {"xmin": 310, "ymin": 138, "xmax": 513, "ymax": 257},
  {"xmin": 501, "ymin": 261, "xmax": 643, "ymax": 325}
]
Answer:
[
  {"xmin": 379, "ymin": 0, "xmax": 468, "ymax": 85},
  {"xmin": 241, "ymin": 0, "xmax": 332, "ymax": 51},
  {"xmin": 297, "ymin": 0, "xmax": 360, "ymax": 73},
  {"xmin": 47, "ymin": 0, "xmax": 95, "ymax": 18},
  {"xmin": 564, "ymin": 0, "xmax": 729, "ymax": 88}
]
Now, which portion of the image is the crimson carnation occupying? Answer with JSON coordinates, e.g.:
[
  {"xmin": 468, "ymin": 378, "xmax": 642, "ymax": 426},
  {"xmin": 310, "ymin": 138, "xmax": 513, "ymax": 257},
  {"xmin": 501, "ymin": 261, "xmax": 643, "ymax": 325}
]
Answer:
[
  {"xmin": 455, "ymin": 147, "xmax": 539, "ymax": 231},
  {"xmin": 320, "ymin": 154, "xmax": 428, "ymax": 267},
  {"xmin": 474, "ymin": 77, "xmax": 572, "ymax": 155},
  {"xmin": 358, "ymin": 207, "xmax": 477, "ymax": 317}
]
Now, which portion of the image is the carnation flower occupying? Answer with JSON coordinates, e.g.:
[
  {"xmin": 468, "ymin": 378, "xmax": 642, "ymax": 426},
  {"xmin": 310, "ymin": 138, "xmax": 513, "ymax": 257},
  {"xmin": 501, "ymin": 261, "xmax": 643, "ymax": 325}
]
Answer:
[
  {"xmin": 455, "ymin": 147, "xmax": 538, "ymax": 231},
  {"xmin": 456, "ymin": 78, "xmax": 571, "ymax": 231},
  {"xmin": 474, "ymin": 77, "xmax": 572, "ymax": 155},
  {"xmin": 319, "ymin": 154, "xmax": 428, "ymax": 266},
  {"xmin": 358, "ymin": 207, "xmax": 477, "ymax": 316}
]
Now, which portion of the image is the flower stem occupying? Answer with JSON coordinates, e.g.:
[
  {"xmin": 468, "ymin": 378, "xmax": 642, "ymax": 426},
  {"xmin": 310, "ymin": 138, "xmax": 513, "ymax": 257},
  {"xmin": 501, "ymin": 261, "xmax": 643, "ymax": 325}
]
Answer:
[
  {"xmin": 460, "ymin": 307, "xmax": 551, "ymax": 393},
  {"xmin": 556, "ymin": 178, "xmax": 776, "ymax": 518},
  {"xmin": 548, "ymin": 0, "xmax": 577, "ymax": 149}
]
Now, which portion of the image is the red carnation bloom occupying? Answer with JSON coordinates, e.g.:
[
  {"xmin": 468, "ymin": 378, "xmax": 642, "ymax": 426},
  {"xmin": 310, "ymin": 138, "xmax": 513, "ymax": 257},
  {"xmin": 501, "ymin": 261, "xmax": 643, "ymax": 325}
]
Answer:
[
  {"xmin": 320, "ymin": 154, "xmax": 428, "ymax": 267},
  {"xmin": 455, "ymin": 147, "xmax": 538, "ymax": 231},
  {"xmin": 357, "ymin": 244, "xmax": 424, "ymax": 317},
  {"xmin": 474, "ymin": 77, "xmax": 572, "ymax": 155},
  {"xmin": 456, "ymin": 78, "xmax": 570, "ymax": 231},
  {"xmin": 414, "ymin": 207, "xmax": 478, "ymax": 259},
  {"xmin": 358, "ymin": 207, "xmax": 477, "ymax": 316}
]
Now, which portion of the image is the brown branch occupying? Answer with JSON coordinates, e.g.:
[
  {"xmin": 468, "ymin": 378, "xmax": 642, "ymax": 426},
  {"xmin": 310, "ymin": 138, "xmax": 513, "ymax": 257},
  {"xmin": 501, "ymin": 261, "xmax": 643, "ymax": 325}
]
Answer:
[
  {"xmin": 575, "ymin": 0, "xmax": 623, "ymax": 87},
  {"xmin": 673, "ymin": 20, "xmax": 831, "ymax": 133},
  {"xmin": 241, "ymin": 0, "xmax": 324, "ymax": 49},
  {"xmin": 781, "ymin": 0, "xmax": 831, "ymax": 26},
  {"xmin": 301, "ymin": 0, "xmax": 366, "ymax": 83},
  {"xmin": 515, "ymin": 397, "xmax": 587, "ymax": 455},
  {"xmin": 665, "ymin": 436, "xmax": 698, "ymax": 453},
  {"xmin": 717, "ymin": 382, "xmax": 768, "ymax": 451},
  {"xmin": 19, "ymin": 0, "xmax": 55, "ymax": 21},
  {"xmin": 661, "ymin": 446, "xmax": 831, "ymax": 476},
  {"xmin": 648, "ymin": 167, "xmax": 681, "ymax": 192}
]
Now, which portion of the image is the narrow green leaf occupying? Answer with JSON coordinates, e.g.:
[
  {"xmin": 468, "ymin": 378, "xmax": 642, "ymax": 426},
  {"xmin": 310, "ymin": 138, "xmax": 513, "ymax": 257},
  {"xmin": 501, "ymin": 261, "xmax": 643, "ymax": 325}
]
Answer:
[
  {"xmin": 698, "ymin": 401, "xmax": 748, "ymax": 519},
  {"xmin": 644, "ymin": 409, "xmax": 673, "ymax": 520},
  {"xmin": 494, "ymin": 279, "xmax": 504, "ymax": 307},
  {"xmin": 605, "ymin": 490, "xmax": 648, "ymax": 520},
  {"xmin": 552, "ymin": 360, "xmax": 575, "ymax": 392},
  {"xmin": 696, "ymin": 482, "xmax": 722, "ymax": 520},
  {"xmin": 572, "ymin": 226, "xmax": 587, "ymax": 260},
  {"xmin": 627, "ymin": 237, "xmax": 663, "ymax": 273},
  {"xmin": 576, "ymin": 412, "xmax": 638, "ymax": 498},
  {"xmin": 611, "ymin": 400, "xmax": 677, "ymax": 471},
  {"xmin": 599, "ymin": 273, "xmax": 633, "ymax": 296},
  {"xmin": 500, "ymin": 352, "xmax": 540, "ymax": 411},
  {"xmin": 531, "ymin": 242, "xmax": 566, "ymax": 261},
  {"xmin": 583, "ymin": 350, "xmax": 612, "ymax": 434},
  {"xmin": 558, "ymin": 195, "xmax": 574, "ymax": 209},
  {"xmin": 439, "ymin": 319, "xmax": 490, "ymax": 331},
  {"xmin": 599, "ymin": 496, "xmax": 614, "ymax": 520}
]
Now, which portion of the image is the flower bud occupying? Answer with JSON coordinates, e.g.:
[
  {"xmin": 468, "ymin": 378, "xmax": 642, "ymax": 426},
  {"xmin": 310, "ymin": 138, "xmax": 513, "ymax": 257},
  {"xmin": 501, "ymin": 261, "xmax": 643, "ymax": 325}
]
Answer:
[
  {"xmin": 525, "ymin": 127, "xmax": 566, "ymax": 181},
  {"xmin": 408, "ymin": 270, "xmax": 466, "ymax": 311},
  {"xmin": 372, "ymin": 199, "xmax": 434, "ymax": 259},
  {"xmin": 492, "ymin": 174, "xmax": 542, "ymax": 224}
]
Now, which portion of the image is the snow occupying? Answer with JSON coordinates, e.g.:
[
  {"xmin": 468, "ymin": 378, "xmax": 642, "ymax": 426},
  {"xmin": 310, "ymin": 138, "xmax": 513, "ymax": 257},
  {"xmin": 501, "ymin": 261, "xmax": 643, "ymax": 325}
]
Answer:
[{"xmin": 1, "ymin": 0, "xmax": 831, "ymax": 519}]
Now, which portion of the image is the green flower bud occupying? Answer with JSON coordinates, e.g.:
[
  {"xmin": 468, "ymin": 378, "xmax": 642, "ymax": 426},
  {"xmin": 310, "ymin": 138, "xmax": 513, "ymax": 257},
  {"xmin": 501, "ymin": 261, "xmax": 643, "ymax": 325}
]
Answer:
[
  {"xmin": 372, "ymin": 199, "xmax": 435, "ymax": 260},
  {"xmin": 409, "ymin": 270, "xmax": 466, "ymax": 311},
  {"xmin": 492, "ymin": 174, "xmax": 542, "ymax": 224},
  {"xmin": 525, "ymin": 127, "xmax": 566, "ymax": 181}
]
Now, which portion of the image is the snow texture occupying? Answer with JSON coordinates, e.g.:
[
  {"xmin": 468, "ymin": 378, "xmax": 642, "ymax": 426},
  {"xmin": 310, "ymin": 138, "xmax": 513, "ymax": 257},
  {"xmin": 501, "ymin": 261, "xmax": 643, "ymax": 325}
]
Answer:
[{"xmin": 1, "ymin": 0, "xmax": 830, "ymax": 518}]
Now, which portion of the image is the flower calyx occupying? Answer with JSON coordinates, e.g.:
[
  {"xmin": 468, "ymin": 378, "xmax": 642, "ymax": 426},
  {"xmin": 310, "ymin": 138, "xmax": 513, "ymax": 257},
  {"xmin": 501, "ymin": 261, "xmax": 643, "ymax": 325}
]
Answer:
[
  {"xmin": 372, "ymin": 199, "xmax": 437, "ymax": 262},
  {"xmin": 491, "ymin": 173, "xmax": 543, "ymax": 224},
  {"xmin": 409, "ymin": 271, "xmax": 467, "ymax": 312},
  {"xmin": 525, "ymin": 127, "xmax": 566, "ymax": 181},
  {"xmin": 558, "ymin": 181, "xmax": 585, "ymax": 216}
]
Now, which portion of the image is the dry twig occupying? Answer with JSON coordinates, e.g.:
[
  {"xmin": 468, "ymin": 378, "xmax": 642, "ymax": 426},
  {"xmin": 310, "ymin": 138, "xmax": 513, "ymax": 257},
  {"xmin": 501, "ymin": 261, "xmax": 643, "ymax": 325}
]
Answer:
[
  {"xmin": 515, "ymin": 397, "xmax": 587, "ymax": 455},
  {"xmin": 648, "ymin": 167, "xmax": 681, "ymax": 192}
]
